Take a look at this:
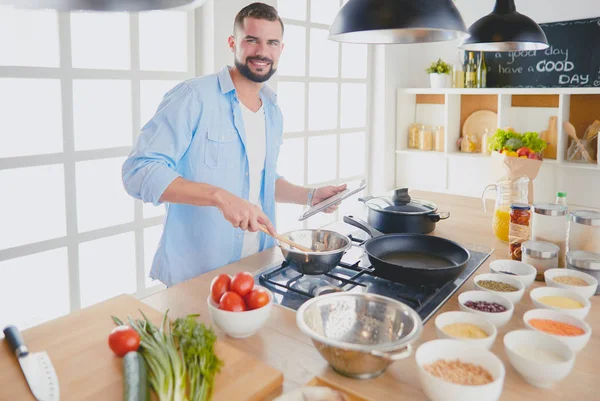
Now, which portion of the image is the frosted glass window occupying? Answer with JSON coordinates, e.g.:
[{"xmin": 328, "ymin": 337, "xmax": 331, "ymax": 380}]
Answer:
[
  {"xmin": 342, "ymin": 43, "xmax": 368, "ymax": 79},
  {"xmin": 76, "ymin": 157, "xmax": 134, "ymax": 232},
  {"xmin": 278, "ymin": 25, "xmax": 306, "ymax": 77},
  {"xmin": 139, "ymin": 11, "xmax": 187, "ymax": 72},
  {"xmin": 309, "ymin": 28, "xmax": 338, "ymax": 78},
  {"xmin": 79, "ymin": 232, "xmax": 136, "ymax": 308},
  {"xmin": 308, "ymin": 83, "xmax": 338, "ymax": 130},
  {"xmin": 73, "ymin": 80, "xmax": 133, "ymax": 151},
  {"xmin": 308, "ymin": 135, "xmax": 337, "ymax": 184},
  {"xmin": 278, "ymin": 0, "xmax": 306, "ymax": 20},
  {"xmin": 0, "ymin": 165, "xmax": 66, "ymax": 250},
  {"xmin": 277, "ymin": 82, "xmax": 305, "ymax": 133},
  {"xmin": 70, "ymin": 12, "xmax": 130, "ymax": 70},
  {"xmin": 340, "ymin": 83, "xmax": 367, "ymax": 128},
  {"xmin": 144, "ymin": 225, "xmax": 165, "ymax": 288},
  {"xmin": 276, "ymin": 203, "xmax": 304, "ymax": 234},
  {"xmin": 0, "ymin": 248, "xmax": 69, "ymax": 331},
  {"xmin": 310, "ymin": 0, "xmax": 341, "ymax": 25},
  {"xmin": 140, "ymin": 80, "xmax": 181, "ymax": 128},
  {"xmin": 339, "ymin": 132, "xmax": 366, "ymax": 178},
  {"xmin": 278, "ymin": 137, "xmax": 305, "ymax": 185},
  {"xmin": 0, "ymin": 78, "xmax": 63, "ymax": 158},
  {"xmin": 0, "ymin": 8, "xmax": 59, "ymax": 67}
]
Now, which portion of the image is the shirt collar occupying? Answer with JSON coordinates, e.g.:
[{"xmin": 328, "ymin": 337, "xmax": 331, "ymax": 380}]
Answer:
[{"xmin": 217, "ymin": 65, "xmax": 277, "ymax": 104}]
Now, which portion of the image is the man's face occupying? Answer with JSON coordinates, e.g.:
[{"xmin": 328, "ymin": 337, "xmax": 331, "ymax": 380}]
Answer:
[{"xmin": 230, "ymin": 17, "xmax": 284, "ymax": 83}]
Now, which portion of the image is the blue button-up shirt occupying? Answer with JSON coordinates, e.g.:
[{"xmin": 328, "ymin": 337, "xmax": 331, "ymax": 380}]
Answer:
[{"xmin": 122, "ymin": 66, "xmax": 283, "ymax": 287}]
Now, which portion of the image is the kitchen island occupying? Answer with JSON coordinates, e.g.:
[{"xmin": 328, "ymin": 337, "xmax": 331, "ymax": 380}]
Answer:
[{"xmin": 142, "ymin": 191, "xmax": 598, "ymax": 401}]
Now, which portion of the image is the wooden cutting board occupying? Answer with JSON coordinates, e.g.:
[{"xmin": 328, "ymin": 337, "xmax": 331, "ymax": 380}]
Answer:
[{"xmin": 0, "ymin": 294, "xmax": 283, "ymax": 401}]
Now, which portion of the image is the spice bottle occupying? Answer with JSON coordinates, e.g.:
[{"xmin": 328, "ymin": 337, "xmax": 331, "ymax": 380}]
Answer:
[{"xmin": 509, "ymin": 203, "xmax": 531, "ymax": 261}]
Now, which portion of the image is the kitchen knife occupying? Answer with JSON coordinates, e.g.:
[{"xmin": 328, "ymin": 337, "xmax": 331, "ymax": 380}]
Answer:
[{"xmin": 3, "ymin": 325, "xmax": 60, "ymax": 401}]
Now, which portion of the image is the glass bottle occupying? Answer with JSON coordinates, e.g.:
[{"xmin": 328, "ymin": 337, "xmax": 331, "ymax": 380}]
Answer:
[
  {"xmin": 453, "ymin": 64, "xmax": 465, "ymax": 88},
  {"xmin": 465, "ymin": 52, "xmax": 477, "ymax": 88},
  {"xmin": 556, "ymin": 191, "xmax": 567, "ymax": 206},
  {"xmin": 408, "ymin": 123, "xmax": 420, "ymax": 149},
  {"xmin": 477, "ymin": 51, "xmax": 487, "ymax": 88},
  {"xmin": 434, "ymin": 126, "xmax": 445, "ymax": 152},
  {"xmin": 419, "ymin": 125, "xmax": 433, "ymax": 151},
  {"xmin": 481, "ymin": 129, "xmax": 492, "ymax": 154}
]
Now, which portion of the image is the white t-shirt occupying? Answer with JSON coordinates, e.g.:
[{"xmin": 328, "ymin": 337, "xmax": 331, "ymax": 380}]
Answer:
[{"xmin": 240, "ymin": 102, "xmax": 266, "ymax": 258}]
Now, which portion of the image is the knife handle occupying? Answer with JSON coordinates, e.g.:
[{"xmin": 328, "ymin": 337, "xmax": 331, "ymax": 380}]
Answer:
[{"xmin": 3, "ymin": 325, "xmax": 29, "ymax": 357}]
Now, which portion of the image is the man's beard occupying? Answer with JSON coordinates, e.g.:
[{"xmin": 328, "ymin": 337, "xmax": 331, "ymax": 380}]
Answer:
[{"xmin": 235, "ymin": 56, "xmax": 276, "ymax": 83}]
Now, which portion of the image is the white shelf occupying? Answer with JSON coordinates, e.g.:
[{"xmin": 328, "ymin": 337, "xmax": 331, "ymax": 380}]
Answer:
[
  {"xmin": 562, "ymin": 162, "xmax": 600, "ymax": 170},
  {"xmin": 401, "ymin": 87, "xmax": 600, "ymax": 95},
  {"xmin": 395, "ymin": 149, "xmax": 445, "ymax": 155}
]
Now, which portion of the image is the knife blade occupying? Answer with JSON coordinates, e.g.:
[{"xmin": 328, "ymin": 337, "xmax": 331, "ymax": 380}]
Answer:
[{"xmin": 3, "ymin": 325, "xmax": 60, "ymax": 401}]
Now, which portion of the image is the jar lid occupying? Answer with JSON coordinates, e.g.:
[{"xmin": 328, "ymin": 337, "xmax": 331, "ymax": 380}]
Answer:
[
  {"xmin": 522, "ymin": 240, "xmax": 560, "ymax": 259},
  {"xmin": 569, "ymin": 210, "xmax": 600, "ymax": 226},
  {"xmin": 511, "ymin": 203, "xmax": 530, "ymax": 211},
  {"xmin": 567, "ymin": 250, "xmax": 600, "ymax": 271},
  {"xmin": 533, "ymin": 203, "xmax": 568, "ymax": 217},
  {"xmin": 557, "ymin": 191, "xmax": 567, "ymax": 198}
]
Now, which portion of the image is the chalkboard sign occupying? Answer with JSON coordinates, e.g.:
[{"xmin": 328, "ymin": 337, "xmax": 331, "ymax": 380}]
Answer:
[{"xmin": 486, "ymin": 17, "xmax": 600, "ymax": 88}]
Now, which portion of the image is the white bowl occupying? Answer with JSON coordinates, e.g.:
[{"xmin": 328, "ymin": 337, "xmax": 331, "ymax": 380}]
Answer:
[
  {"xmin": 434, "ymin": 311, "xmax": 497, "ymax": 350},
  {"xmin": 523, "ymin": 309, "xmax": 592, "ymax": 353},
  {"xmin": 207, "ymin": 286, "xmax": 273, "ymax": 338},
  {"xmin": 544, "ymin": 268, "xmax": 598, "ymax": 299},
  {"xmin": 473, "ymin": 273, "xmax": 525, "ymax": 304},
  {"xmin": 458, "ymin": 291, "xmax": 514, "ymax": 328},
  {"xmin": 529, "ymin": 287, "xmax": 591, "ymax": 319},
  {"xmin": 503, "ymin": 330, "xmax": 575, "ymax": 388},
  {"xmin": 416, "ymin": 339, "xmax": 505, "ymax": 401},
  {"xmin": 489, "ymin": 260, "xmax": 537, "ymax": 288}
]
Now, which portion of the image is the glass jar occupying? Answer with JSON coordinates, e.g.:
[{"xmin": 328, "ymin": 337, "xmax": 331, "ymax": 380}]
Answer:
[
  {"xmin": 419, "ymin": 125, "xmax": 433, "ymax": 151},
  {"xmin": 532, "ymin": 203, "xmax": 568, "ymax": 267},
  {"xmin": 434, "ymin": 126, "xmax": 445, "ymax": 152},
  {"xmin": 509, "ymin": 203, "xmax": 531, "ymax": 261},
  {"xmin": 566, "ymin": 250, "xmax": 600, "ymax": 295},
  {"xmin": 568, "ymin": 211, "xmax": 600, "ymax": 254},
  {"xmin": 408, "ymin": 123, "xmax": 420, "ymax": 149},
  {"xmin": 522, "ymin": 240, "xmax": 560, "ymax": 281},
  {"xmin": 567, "ymin": 139, "xmax": 596, "ymax": 163},
  {"xmin": 460, "ymin": 133, "xmax": 477, "ymax": 153}
]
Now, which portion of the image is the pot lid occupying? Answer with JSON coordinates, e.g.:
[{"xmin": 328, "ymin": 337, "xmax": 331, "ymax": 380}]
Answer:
[{"xmin": 361, "ymin": 188, "xmax": 437, "ymax": 214}]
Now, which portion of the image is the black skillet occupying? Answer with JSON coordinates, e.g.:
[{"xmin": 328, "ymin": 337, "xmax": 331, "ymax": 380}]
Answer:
[{"xmin": 343, "ymin": 215, "xmax": 470, "ymax": 285}]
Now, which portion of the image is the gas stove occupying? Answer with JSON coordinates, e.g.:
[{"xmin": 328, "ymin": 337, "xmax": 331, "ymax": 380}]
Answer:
[{"xmin": 255, "ymin": 222, "xmax": 493, "ymax": 323}]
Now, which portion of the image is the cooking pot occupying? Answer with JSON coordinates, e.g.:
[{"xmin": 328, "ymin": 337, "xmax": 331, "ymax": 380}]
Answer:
[{"xmin": 359, "ymin": 188, "xmax": 449, "ymax": 234}]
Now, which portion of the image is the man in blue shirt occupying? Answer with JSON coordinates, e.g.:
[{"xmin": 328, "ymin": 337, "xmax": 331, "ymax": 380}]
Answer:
[{"xmin": 122, "ymin": 3, "xmax": 346, "ymax": 287}]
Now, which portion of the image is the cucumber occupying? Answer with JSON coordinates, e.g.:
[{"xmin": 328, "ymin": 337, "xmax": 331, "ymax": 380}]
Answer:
[{"xmin": 123, "ymin": 351, "xmax": 150, "ymax": 401}]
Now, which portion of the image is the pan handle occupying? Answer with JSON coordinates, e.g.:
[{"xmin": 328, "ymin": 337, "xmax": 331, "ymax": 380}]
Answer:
[
  {"xmin": 343, "ymin": 215, "xmax": 385, "ymax": 238},
  {"xmin": 428, "ymin": 211, "xmax": 450, "ymax": 223}
]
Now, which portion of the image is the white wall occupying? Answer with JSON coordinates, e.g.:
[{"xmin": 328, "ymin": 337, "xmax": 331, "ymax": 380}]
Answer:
[{"xmin": 386, "ymin": 0, "xmax": 600, "ymax": 208}]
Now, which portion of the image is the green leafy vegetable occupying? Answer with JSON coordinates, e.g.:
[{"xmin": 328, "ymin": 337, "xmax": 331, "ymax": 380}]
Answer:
[
  {"xmin": 488, "ymin": 128, "xmax": 547, "ymax": 154},
  {"xmin": 521, "ymin": 131, "xmax": 548, "ymax": 153},
  {"xmin": 173, "ymin": 315, "xmax": 222, "ymax": 401},
  {"xmin": 488, "ymin": 128, "xmax": 521, "ymax": 152}
]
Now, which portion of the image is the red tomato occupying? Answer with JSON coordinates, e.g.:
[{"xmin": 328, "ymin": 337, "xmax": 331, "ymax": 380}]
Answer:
[
  {"xmin": 230, "ymin": 272, "xmax": 254, "ymax": 297},
  {"xmin": 219, "ymin": 291, "xmax": 247, "ymax": 312},
  {"xmin": 244, "ymin": 288, "xmax": 270, "ymax": 310},
  {"xmin": 210, "ymin": 273, "xmax": 231, "ymax": 304},
  {"xmin": 108, "ymin": 326, "xmax": 140, "ymax": 357}
]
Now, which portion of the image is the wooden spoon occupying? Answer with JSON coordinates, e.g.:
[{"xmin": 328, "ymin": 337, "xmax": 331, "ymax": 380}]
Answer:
[
  {"xmin": 563, "ymin": 121, "xmax": 592, "ymax": 162},
  {"xmin": 258, "ymin": 225, "xmax": 313, "ymax": 253},
  {"xmin": 584, "ymin": 119, "xmax": 600, "ymax": 140}
]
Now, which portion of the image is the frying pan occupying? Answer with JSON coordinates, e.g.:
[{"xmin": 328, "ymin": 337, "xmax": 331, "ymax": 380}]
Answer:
[{"xmin": 343, "ymin": 216, "xmax": 470, "ymax": 285}]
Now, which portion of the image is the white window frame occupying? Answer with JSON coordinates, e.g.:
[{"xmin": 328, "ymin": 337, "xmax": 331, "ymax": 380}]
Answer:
[
  {"xmin": 0, "ymin": 10, "xmax": 196, "ymax": 317},
  {"xmin": 277, "ymin": 0, "xmax": 371, "ymax": 227}
]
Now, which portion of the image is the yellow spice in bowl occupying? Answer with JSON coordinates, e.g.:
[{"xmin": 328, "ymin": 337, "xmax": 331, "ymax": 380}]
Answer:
[
  {"xmin": 538, "ymin": 295, "xmax": 584, "ymax": 309},
  {"xmin": 442, "ymin": 323, "xmax": 488, "ymax": 339}
]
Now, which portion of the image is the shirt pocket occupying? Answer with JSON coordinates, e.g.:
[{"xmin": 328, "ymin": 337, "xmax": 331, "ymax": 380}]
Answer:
[{"xmin": 204, "ymin": 127, "xmax": 238, "ymax": 169}]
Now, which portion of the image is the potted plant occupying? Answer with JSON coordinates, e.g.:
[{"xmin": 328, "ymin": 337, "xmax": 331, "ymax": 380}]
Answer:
[{"xmin": 426, "ymin": 58, "xmax": 451, "ymax": 88}]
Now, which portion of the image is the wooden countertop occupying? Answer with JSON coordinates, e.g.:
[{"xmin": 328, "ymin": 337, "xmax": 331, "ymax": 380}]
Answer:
[{"xmin": 141, "ymin": 191, "xmax": 598, "ymax": 401}]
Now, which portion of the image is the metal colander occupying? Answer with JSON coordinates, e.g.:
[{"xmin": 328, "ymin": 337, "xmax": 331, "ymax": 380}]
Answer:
[{"xmin": 296, "ymin": 292, "xmax": 423, "ymax": 379}]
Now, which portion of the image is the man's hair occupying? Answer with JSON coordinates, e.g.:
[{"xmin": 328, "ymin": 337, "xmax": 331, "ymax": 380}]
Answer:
[{"xmin": 234, "ymin": 2, "xmax": 284, "ymax": 35}]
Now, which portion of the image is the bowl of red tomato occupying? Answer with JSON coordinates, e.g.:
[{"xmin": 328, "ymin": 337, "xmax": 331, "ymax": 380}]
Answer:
[{"xmin": 207, "ymin": 271, "xmax": 273, "ymax": 338}]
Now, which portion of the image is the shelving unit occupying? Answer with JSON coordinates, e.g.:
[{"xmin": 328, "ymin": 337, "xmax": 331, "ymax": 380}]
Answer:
[{"xmin": 395, "ymin": 87, "xmax": 600, "ymax": 208}]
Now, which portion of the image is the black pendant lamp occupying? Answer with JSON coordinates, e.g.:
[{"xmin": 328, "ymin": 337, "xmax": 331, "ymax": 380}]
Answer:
[
  {"xmin": 0, "ymin": 0, "xmax": 206, "ymax": 12},
  {"xmin": 459, "ymin": 0, "xmax": 549, "ymax": 51},
  {"xmin": 328, "ymin": 0, "xmax": 468, "ymax": 44}
]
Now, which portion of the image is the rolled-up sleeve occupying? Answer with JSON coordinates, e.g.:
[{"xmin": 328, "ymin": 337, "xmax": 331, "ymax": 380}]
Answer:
[{"xmin": 122, "ymin": 82, "xmax": 200, "ymax": 205}]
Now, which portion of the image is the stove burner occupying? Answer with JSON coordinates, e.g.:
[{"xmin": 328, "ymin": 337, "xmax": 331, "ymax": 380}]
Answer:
[{"xmin": 289, "ymin": 276, "xmax": 338, "ymax": 295}]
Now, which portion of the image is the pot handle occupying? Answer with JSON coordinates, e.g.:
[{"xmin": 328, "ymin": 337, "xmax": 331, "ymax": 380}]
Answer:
[
  {"xmin": 428, "ymin": 211, "xmax": 450, "ymax": 222},
  {"xmin": 343, "ymin": 215, "xmax": 385, "ymax": 238},
  {"xmin": 370, "ymin": 344, "xmax": 413, "ymax": 361}
]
